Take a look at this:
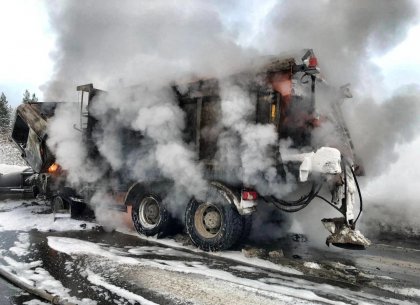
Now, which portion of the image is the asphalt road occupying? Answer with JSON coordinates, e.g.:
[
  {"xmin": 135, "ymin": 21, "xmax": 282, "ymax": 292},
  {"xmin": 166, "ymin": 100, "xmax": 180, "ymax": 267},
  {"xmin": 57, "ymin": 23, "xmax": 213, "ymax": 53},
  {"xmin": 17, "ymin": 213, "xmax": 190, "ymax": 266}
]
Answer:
[{"xmin": 0, "ymin": 201, "xmax": 419, "ymax": 305}]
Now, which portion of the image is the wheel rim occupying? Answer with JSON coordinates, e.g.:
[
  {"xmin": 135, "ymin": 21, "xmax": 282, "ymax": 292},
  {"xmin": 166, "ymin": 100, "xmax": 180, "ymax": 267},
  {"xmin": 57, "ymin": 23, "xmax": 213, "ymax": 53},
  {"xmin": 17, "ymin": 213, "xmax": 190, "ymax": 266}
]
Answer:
[
  {"xmin": 138, "ymin": 196, "xmax": 161, "ymax": 229},
  {"xmin": 194, "ymin": 203, "xmax": 222, "ymax": 239}
]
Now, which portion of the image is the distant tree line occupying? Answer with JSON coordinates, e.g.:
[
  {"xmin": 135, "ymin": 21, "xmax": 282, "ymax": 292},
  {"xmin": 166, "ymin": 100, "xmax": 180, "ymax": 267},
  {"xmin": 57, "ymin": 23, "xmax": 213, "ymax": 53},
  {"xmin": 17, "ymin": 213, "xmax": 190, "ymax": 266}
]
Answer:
[
  {"xmin": 0, "ymin": 92, "xmax": 12, "ymax": 134},
  {"xmin": 0, "ymin": 90, "xmax": 38, "ymax": 134},
  {"xmin": 22, "ymin": 89, "xmax": 38, "ymax": 104}
]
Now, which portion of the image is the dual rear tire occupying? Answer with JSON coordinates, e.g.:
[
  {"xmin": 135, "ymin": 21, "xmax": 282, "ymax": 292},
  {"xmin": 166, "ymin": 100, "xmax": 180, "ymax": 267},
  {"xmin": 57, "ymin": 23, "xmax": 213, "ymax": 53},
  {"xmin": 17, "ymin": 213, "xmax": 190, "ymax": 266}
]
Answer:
[
  {"xmin": 185, "ymin": 186, "xmax": 244, "ymax": 251},
  {"xmin": 131, "ymin": 193, "xmax": 170, "ymax": 237},
  {"xmin": 131, "ymin": 184, "xmax": 251, "ymax": 251}
]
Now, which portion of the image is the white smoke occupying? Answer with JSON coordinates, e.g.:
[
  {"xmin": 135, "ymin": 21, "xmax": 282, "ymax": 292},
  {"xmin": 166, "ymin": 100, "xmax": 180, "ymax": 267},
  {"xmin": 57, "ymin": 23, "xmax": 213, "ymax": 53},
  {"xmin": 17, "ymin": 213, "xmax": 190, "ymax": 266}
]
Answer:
[
  {"xmin": 217, "ymin": 83, "xmax": 295, "ymax": 198},
  {"xmin": 47, "ymin": 103, "xmax": 104, "ymax": 185}
]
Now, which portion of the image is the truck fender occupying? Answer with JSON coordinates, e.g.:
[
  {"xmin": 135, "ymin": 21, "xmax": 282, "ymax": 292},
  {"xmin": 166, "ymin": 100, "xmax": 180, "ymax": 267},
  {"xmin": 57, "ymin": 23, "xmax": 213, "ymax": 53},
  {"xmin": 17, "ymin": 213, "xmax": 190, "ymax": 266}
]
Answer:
[
  {"xmin": 209, "ymin": 181, "xmax": 242, "ymax": 212},
  {"xmin": 123, "ymin": 180, "xmax": 174, "ymax": 206}
]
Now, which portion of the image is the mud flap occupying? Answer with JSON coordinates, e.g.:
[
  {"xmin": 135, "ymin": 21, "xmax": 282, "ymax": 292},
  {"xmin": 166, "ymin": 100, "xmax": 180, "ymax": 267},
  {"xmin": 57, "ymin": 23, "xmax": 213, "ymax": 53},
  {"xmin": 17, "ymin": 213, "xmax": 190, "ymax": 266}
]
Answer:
[{"xmin": 322, "ymin": 217, "xmax": 371, "ymax": 250}]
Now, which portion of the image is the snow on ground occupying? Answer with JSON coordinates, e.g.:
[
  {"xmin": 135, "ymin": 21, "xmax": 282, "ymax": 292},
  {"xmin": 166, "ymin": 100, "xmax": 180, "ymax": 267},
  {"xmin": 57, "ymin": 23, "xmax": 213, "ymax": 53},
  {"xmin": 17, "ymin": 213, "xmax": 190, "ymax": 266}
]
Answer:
[
  {"xmin": 0, "ymin": 200, "xmax": 98, "ymax": 232},
  {"xmin": 127, "ymin": 245, "xmax": 199, "ymax": 259},
  {"xmin": 48, "ymin": 237, "xmax": 326, "ymax": 304},
  {"xmin": 382, "ymin": 286, "xmax": 420, "ymax": 298},
  {"xmin": 0, "ymin": 136, "xmax": 26, "ymax": 167},
  {"xmin": 0, "ymin": 258, "xmax": 97, "ymax": 305},
  {"xmin": 23, "ymin": 300, "xmax": 50, "ymax": 305},
  {"xmin": 0, "ymin": 164, "xmax": 29, "ymax": 174},
  {"xmin": 120, "ymin": 229, "xmax": 303, "ymax": 275},
  {"xmin": 47, "ymin": 236, "xmax": 415, "ymax": 305},
  {"xmin": 86, "ymin": 270, "xmax": 158, "ymax": 305},
  {"xmin": 303, "ymin": 262, "xmax": 322, "ymax": 270},
  {"xmin": 0, "ymin": 229, "xmax": 97, "ymax": 305},
  {"xmin": 0, "ymin": 197, "xmax": 416, "ymax": 304},
  {"xmin": 48, "ymin": 237, "xmax": 138, "ymax": 265},
  {"xmin": 9, "ymin": 233, "xmax": 30, "ymax": 257}
]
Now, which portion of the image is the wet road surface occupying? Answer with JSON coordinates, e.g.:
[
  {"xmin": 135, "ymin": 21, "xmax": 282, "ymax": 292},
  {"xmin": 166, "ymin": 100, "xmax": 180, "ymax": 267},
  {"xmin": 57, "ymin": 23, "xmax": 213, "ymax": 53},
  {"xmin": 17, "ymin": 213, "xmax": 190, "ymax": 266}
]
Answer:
[{"xmin": 0, "ymin": 201, "xmax": 419, "ymax": 304}]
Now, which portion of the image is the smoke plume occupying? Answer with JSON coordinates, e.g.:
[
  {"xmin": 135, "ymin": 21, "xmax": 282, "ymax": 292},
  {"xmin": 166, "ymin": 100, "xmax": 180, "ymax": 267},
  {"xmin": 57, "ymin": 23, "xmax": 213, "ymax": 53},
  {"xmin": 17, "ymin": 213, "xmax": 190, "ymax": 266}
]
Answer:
[{"xmin": 44, "ymin": 0, "xmax": 420, "ymax": 239}]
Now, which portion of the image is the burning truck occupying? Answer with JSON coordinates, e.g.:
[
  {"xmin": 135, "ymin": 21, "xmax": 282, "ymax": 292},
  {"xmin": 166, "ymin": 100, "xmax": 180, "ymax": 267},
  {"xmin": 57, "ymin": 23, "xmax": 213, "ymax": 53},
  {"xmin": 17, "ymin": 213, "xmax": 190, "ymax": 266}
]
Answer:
[{"xmin": 8, "ymin": 49, "xmax": 370, "ymax": 251}]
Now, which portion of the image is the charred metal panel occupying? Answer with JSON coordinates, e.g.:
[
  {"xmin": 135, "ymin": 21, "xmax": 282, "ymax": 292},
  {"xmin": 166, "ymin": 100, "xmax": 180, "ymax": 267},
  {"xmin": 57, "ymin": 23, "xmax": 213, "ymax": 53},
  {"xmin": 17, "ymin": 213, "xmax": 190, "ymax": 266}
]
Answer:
[
  {"xmin": 181, "ymin": 99, "xmax": 198, "ymax": 147},
  {"xmin": 198, "ymin": 97, "xmax": 221, "ymax": 161},
  {"xmin": 15, "ymin": 104, "xmax": 49, "ymax": 140},
  {"xmin": 11, "ymin": 104, "xmax": 57, "ymax": 173}
]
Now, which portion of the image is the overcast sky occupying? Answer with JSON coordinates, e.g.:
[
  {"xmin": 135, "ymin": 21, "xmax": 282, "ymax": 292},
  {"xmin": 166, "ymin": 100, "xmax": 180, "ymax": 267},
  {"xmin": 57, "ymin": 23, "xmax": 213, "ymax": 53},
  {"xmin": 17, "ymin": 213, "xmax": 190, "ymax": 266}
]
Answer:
[
  {"xmin": 0, "ymin": 1, "xmax": 419, "ymax": 107},
  {"xmin": 0, "ymin": 0, "xmax": 53, "ymax": 106}
]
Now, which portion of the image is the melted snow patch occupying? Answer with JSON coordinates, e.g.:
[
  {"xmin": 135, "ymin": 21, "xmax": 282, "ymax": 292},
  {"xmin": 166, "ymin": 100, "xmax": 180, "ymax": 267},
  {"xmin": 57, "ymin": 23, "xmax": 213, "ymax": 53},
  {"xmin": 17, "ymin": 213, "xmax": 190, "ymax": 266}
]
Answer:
[
  {"xmin": 9, "ymin": 232, "xmax": 30, "ymax": 256},
  {"xmin": 382, "ymin": 285, "xmax": 420, "ymax": 297},
  {"xmin": 48, "ymin": 236, "xmax": 415, "ymax": 305},
  {"xmin": 23, "ymin": 300, "xmax": 50, "ymax": 305},
  {"xmin": 303, "ymin": 262, "xmax": 322, "ymax": 270},
  {"xmin": 48, "ymin": 237, "xmax": 138, "ymax": 265},
  {"xmin": 0, "ymin": 201, "xmax": 98, "ymax": 232},
  {"xmin": 127, "ymin": 246, "xmax": 198, "ymax": 258},
  {"xmin": 230, "ymin": 265, "xmax": 260, "ymax": 273},
  {"xmin": 86, "ymin": 269, "xmax": 158, "ymax": 305},
  {"xmin": 120, "ymin": 229, "xmax": 302, "ymax": 275},
  {"xmin": 0, "ymin": 257, "xmax": 96, "ymax": 305}
]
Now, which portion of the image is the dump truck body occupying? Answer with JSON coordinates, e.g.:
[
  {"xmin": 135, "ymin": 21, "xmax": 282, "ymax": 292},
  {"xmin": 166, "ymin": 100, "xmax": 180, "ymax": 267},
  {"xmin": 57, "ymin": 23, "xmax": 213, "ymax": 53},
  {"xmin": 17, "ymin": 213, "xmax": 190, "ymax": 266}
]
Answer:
[{"xmin": 73, "ymin": 50, "xmax": 369, "ymax": 250}]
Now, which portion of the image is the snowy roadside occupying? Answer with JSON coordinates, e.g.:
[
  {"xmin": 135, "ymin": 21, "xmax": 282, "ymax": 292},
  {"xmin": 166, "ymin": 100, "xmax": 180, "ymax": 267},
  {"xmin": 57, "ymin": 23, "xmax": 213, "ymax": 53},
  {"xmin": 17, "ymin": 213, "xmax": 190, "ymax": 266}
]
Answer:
[
  {"xmin": 0, "ymin": 200, "xmax": 418, "ymax": 304},
  {"xmin": 0, "ymin": 137, "xmax": 26, "ymax": 168},
  {"xmin": 0, "ymin": 200, "xmax": 100, "ymax": 304},
  {"xmin": 0, "ymin": 164, "xmax": 29, "ymax": 175},
  {"xmin": 0, "ymin": 200, "xmax": 98, "ymax": 232}
]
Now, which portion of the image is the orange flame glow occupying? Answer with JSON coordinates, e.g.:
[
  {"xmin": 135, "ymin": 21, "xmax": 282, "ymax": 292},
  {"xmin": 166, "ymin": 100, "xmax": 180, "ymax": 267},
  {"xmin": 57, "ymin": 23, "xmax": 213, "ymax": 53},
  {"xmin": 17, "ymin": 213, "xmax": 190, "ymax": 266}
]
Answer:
[{"xmin": 47, "ymin": 163, "xmax": 60, "ymax": 174}]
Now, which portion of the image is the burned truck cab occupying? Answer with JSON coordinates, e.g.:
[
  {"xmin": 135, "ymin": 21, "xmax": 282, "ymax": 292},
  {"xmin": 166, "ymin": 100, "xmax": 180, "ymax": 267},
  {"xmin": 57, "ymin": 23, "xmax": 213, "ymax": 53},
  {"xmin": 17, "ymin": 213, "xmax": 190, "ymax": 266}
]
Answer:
[
  {"xmin": 11, "ymin": 102, "xmax": 57, "ymax": 174},
  {"xmin": 9, "ymin": 102, "xmax": 85, "ymax": 215},
  {"xmin": 10, "ymin": 102, "xmax": 60, "ymax": 198}
]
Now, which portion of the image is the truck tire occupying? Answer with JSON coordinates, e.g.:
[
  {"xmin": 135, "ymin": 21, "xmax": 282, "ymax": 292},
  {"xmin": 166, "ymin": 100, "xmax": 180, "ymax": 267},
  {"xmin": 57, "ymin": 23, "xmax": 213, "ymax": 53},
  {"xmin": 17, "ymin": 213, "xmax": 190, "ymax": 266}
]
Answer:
[
  {"xmin": 185, "ymin": 186, "xmax": 243, "ymax": 252},
  {"xmin": 132, "ymin": 193, "xmax": 170, "ymax": 237}
]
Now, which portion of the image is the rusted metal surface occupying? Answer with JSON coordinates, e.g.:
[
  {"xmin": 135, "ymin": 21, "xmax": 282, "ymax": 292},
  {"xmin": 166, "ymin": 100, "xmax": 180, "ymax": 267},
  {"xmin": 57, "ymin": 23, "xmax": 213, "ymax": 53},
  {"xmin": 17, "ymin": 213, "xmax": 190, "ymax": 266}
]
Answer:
[
  {"xmin": 11, "ymin": 103, "xmax": 58, "ymax": 173},
  {"xmin": 322, "ymin": 217, "xmax": 371, "ymax": 249}
]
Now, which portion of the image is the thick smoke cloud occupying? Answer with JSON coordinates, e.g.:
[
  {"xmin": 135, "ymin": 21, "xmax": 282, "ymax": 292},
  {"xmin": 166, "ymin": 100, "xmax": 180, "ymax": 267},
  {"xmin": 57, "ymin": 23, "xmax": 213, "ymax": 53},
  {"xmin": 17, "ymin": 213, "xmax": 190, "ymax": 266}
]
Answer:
[
  {"xmin": 43, "ymin": 0, "xmax": 257, "ymax": 102},
  {"xmin": 260, "ymin": 0, "xmax": 418, "ymax": 89},
  {"xmin": 345, "ymin": 85, "xmax": 420, "ymax": 176},
  {"xmin": 44, "ymin": 0, "xmax": 420, "ymax": 238}
]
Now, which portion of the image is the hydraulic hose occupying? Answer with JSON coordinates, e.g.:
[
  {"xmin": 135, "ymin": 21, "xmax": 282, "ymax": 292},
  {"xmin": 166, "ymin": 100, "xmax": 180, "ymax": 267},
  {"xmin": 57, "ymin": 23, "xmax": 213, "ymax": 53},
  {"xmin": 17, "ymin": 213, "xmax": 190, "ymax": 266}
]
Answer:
[
  {"xmin": 350, "ymin": 165, "xmax": 363, "ymax": 225},
  {"xmin": 267, "ymin": 182, "xmax": 322, "ymax": 213}
]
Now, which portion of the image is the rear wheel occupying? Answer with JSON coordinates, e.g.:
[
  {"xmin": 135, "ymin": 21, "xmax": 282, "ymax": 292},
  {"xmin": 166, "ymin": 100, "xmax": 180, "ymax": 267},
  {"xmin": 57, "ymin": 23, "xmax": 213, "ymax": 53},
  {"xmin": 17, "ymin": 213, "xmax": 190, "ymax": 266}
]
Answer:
[
  {"xmin": 185, "ymin": 186, "xmax": 243, "ymax": 251},
  {"xmin": 132, "ymin": 193, "xmax": 170, "ymax": 237}
]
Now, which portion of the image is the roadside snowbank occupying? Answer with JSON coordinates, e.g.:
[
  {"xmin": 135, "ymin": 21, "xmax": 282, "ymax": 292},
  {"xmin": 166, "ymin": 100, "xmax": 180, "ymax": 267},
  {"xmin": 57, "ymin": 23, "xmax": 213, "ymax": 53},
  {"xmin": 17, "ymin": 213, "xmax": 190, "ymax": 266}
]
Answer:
[
  {"xmin": 0, "ymin": 201, "xmax": 98, "ymax": 232},
  {"xmin": 0, "ymin": 164, "xmax": 29, "ymax": 174},
  {"xmin": 0, "ymin": 136, "xmax": 26, "ymax": 166}
]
